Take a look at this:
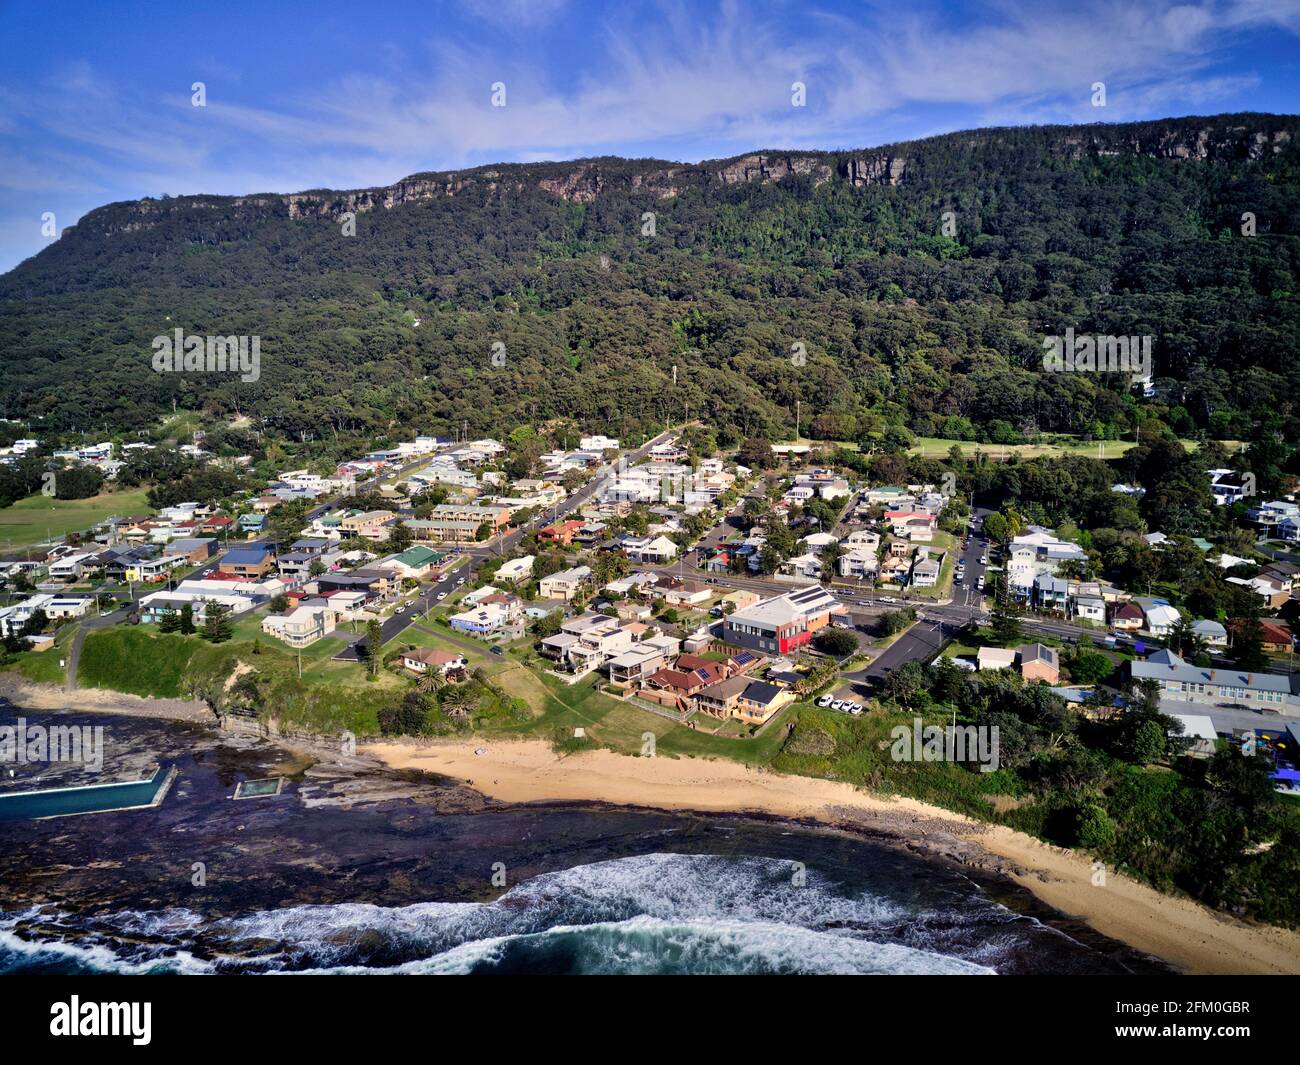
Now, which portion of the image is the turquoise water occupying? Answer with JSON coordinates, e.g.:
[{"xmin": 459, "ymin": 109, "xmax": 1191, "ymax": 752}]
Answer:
[{"xmin": 0, "ymin": 766, "xmax": 169, "ymax": 821}]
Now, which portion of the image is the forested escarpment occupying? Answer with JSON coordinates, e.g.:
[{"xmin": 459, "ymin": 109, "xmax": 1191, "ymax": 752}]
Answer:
[{"xmin": 0, "ymin": 113, "xmax": 1296, "ymax": 445}]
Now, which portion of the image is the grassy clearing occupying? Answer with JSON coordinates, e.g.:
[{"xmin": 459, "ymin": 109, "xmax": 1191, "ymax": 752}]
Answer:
[
  {"xmin": 771, "ymin": 703, "xmax": 1027, "ymax": 820},
  {"xmin": 3, "ymin": 649, "xmax": 67, "ymax": 685},
  {"xmin": 906, "ymin": 435, "xmax": 1228, "ymax": 460},
  {"xmin": 77, "ymin": 621, "xmax": 406, "ymax": 735},
  {"xmin": 77, "ymin": 627, "xmax": 195, "ymax": 698},
  {"xmin": 476, "ymin": 668, "xmax": 792, "ymax": 765},
  {"xmin": 0, "ymin": 488, "xmax": 152, "ymax": 552}
]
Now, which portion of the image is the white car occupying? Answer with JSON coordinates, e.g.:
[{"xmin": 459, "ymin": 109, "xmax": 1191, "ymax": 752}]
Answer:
[
  {"xmin": 879, "ymin": 596, "xmax": 897, "ymax": 604},
  {"xmin": 848, "ymin": 704, "xmax": 864, "ymax": 716},
  {"xmin": 436, "ymin": 592, "xmax": 447, "ymax": 601},
  {"xmin": 815, "ymin": 695, "xmax": 834, "ymax": 708}
]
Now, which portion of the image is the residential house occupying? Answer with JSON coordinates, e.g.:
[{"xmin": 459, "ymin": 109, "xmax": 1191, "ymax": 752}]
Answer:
[
  {"xmin": 731, "ymin": 681, "xmax": 793, "ymax": 724},
  {"xmin": 448, "ymin": 597, "xmax": 520, "ymax": 637},
  {"xmin": 1142, "ymin": 602, "xmax": 1182, "ymax": 638},
  {"xmin": 910, "ymin": 550, "xmax": 943, "ymax": 588},
  {"xmin": 719, "ymin": 589, "xmax": 760, "ymax": 612},
  {"xmin": 0, "ymin": 594, "xmax": 55, "ymax": 636},
  {"xmin": 162, "ymin": 537, "xmax": 217, "ymax": 565},
  {"xmin": 646, "ymin": 576, "xmax": 712, "ymax": 607},
  {"xmin": 779, "ymin": 553, "xmax": 823, "ymax": 580},
  {"xmin": 400, "ymin": 648, "xmax": 468, "ymax": 677},
  {"xmin": 494, "ymin": 556, "xmax": 535, "ymax": 584},
  {"xmin": 377, "ymin": 545, "xmax": 443, "ymax": 580},
  {"xmin": 220, "ymin": 546, "xmax": 276, "ymax": 579},
  {"xmin": 538, "ymin": 519, "xmax": 586, "ymax": 546},
  {"xmin": 42, "ymin": 596, "xmax": 93, "ymax": 621},
  {"xmin": 45, "ymin": 551, "xmax": 100, "ymax": 581},
  {"xmin": 340, "ymin": 510, "xmax": 396, "ymax": 541},
  {"xmin": 883, "ymin": 510, "xmax": 937, "ymax": 542},
  {"xmin": 621, "ymin": 535, "xmax": 678, "ymax": 564},
  {"xmin": 1191, "ymin": 619, "xmax": 1229, "ymax": 648},
  {"xmin": 1006, "ymin": 527, "xmax": 1087, "ymax": 598},
  {"xmin": 261, "ymin": 605, "xmax": 336, "ymax": 648},
  {"xmin": 1225, "ymin": 574, "xmax": 1291, "ymax": 609},
  {"xmin": 1248, "ymin": 500, "xmax": 1300, "ymax": 529},
  {"xmin": 1110, "ymin": 601, "xmax": 1145, "ymax": 632},
  {"xmin": 1228, "ymin": 619, "xmax": 1294, "ymax": 655},
  {"xmin": 539, "ymin": 566, "xmax": 592, "ymax": 602},
  {"xmin": 1018, "ymin": 643, "xmax": 1061, "ymax": 684},
  {"xmin": 607, "ymin": 635, "xmax": 682, "ymax": 686},
  {"xmin": 839, "ymin": 546, "xmax": 879, "ymax": 580},
  {"xmin": 977, "ymin": 647, "xmax": 1017, "ymax": 671}
]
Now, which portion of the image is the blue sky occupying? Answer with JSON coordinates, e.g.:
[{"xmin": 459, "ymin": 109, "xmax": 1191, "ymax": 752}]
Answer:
[{"xmin": 1, "ymin": 0, "xmax": 1298, "ymax": 273}]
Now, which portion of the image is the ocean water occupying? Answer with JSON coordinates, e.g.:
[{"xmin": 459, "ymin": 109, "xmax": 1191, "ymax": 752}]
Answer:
[{"xmin": 0, "ymin": 710, "xmax": 1170, "ymax": 975}]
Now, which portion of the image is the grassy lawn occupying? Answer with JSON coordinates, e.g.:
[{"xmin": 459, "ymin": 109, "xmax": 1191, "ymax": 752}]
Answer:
[
  {"xmin": 906, "ymin": 435, "xmax": 1226, "ymax": 460},
  {"xmin": 772, "ymin": 703, "xmax": 1028, "ymax": 821},
  {"xmin": 476, "ymin": 668, "xmax": 794, "ymax": 766},
  {"xmin": 3, "ymin": 649, "xmax": 67, "ymax": 685},
  {"xmin": 77, "ymin": 621, "xmax": 406, "ymax": 735},
  {"xmin": 904, "ymin": 529, "xmax": 957, "ymax": 600},
  {"xmin": 0, "ymin": 488, "xmax": 152, "ymax": 552}
]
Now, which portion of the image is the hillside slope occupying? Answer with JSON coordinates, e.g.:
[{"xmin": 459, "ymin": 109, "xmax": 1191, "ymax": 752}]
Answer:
[{"xmin": 1, "ymin": 113, "xmax": 1296, "ymax": 446}]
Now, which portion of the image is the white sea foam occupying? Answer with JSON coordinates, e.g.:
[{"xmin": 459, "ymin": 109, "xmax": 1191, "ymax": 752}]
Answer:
[{"xmin": 1, "ymin": 853, "xmax": 1013, "ymax": 974}]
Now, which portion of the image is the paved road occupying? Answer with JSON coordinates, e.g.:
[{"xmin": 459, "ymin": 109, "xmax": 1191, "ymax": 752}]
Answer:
[
  {"xmin": 63, "ymin": 605, "xmax": 133, "ymax": 691},
  {"xmin": 332, "ymin": 428, "xmax": 680, "ymax": 661},
  {"xmin": 332, "ymin": 561, "xmax": 470, "ymax": 662},
  {"xmin": 839, "ymin": 616, "xmax": 957, "ymax": 698}
]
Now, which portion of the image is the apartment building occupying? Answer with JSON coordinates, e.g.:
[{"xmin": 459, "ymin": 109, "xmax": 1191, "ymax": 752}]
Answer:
[
  {"xmin": 1006, "ymin": 527, "xmax": 1088, "ymax": 597},
  {"xmin": 722, "ymin": 585, "xmax": 842, "ymax": 655}
]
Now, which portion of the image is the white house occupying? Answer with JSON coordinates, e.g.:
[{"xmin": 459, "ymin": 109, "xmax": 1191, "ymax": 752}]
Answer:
[
  {"xmin": 494, "ymin": 556, "xmax": 535, "ymax": 584},
  {"xmin": 839, "ymin": 547, "xmax": 878, "ymax": 579},
  {"xmin": 262, "ymin": 606, "xmax": 336, "ymax": 648},
  {"xmin": 1191, "ymin": 619, "xmax": 1228, "ymax": 648},
  {"xmin": 1143, "ymin": 603, "xmax": 1182, "ymax": 637},
  {"xmin": 622, "ymin": 535, "xmax": 678, "ymax": 564},
  {"xmin": 1006, "ymin": 527, "xmax": 1087, "ymax": 597},
  {"xmin": 579, "ymin": 435, "xmax": 620, "ymax": 452}
]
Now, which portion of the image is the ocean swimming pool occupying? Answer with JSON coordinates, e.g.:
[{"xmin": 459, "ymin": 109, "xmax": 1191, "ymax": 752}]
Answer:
[{"xmin": 0, "ymin": 765, "xmax": 174, "ymax": 821}]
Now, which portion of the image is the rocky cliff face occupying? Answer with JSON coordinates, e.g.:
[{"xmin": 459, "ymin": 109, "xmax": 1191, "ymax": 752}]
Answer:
[{"xmin": 80, "ymin": 114, "xmax": 1299, "ymax": 234}]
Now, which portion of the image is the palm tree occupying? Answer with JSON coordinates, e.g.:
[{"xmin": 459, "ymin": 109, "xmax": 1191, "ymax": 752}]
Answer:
[
  {"xmin": 1169, "ymin": 617, "xmax": 1207, "ymax": 660},
  {"xmin": 441, "ymin": 686, "xmax": 476, "ymax": 721},
  {"xmin": 416, "ymin": 669, "xmax": 446, "ymax": 696}
]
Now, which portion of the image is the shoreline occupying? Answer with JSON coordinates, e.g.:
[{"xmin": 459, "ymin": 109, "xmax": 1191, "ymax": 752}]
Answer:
[
  {"xmin": 366, "ymin": 736, "xmax": 1300, "ymax": 976},
  {"xmin": 0, "ymin": 674, "xmax": 211, "ymax": 722}
]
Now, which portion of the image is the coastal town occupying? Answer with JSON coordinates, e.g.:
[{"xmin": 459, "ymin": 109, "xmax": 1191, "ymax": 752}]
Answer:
[
  {"xmin": 1, "ymin": 418, "xmax": 1297, "ymax": 782},
  {"xmin": 4, "ymin": 0, "xmax": 1300, "ymax": 996}
]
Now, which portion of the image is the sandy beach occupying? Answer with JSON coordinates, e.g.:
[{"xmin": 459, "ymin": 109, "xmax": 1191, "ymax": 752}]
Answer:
[{"xmin": 367, "ymin": 737, "xmax": 1300, "ymax": 975}]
